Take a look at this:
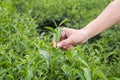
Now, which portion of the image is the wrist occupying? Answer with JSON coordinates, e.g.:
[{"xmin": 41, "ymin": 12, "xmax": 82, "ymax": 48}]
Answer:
[
  {"xmin": 79, "ymin": 28, "xmax": 90, "ymax": 43},
  {"xmin": 82, "ymin": 19, "xmax": 100, "ymax": 40}
]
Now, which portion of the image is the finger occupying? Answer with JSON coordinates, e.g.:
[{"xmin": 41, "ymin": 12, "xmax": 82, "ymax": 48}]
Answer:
[
  {"xmin": 60, "ymin": 27, "xmax": 74, "ymax": 41},
  {"xmin": 57, "ymin": 37, "xmax": 73, "ymax": 48},
  {"xmin": 60, "ymin": 29, "xmax": 67, "ymax": 41},
  {"xmin": 61, "ymin": 45, "xmax": 73, "ymax": 50},
  {"xmin": 66, "ymin": 46, "xmax": 73, "ymax": 50},
  {"xmin": 52, "ymin": 39, "xmax": 57, "ymax": 47}
]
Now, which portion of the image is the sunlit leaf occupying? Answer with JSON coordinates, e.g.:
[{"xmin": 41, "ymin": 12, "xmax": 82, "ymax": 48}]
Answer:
[
  {"xmin": 27, "ymin": 67, "xmax": 33, "ymax": 80},
  {"xmin": 81, "ymin": 67, "xmax": 92, "ymax": 80},
  {"xmin": 6, "ymin": 75, "xmax": 14, "ymax": 80},
  {"xmin": 39, "ymin": 50, "xmax": 50, "ymax": 60}
]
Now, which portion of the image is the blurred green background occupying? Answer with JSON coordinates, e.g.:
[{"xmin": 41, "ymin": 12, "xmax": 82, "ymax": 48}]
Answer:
[{"xmin": 0, "ymin": 0, "xmax": 120, "ymax": 80}]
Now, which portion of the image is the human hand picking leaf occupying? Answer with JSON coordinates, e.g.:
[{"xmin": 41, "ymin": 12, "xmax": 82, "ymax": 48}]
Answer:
[
  {"xmin": 54, "ymin": 0, "xmax": 120, "ymax": 50},
  {"xmin": 52, "ymin": 28, "xmax": 88, "ymax": 50}
]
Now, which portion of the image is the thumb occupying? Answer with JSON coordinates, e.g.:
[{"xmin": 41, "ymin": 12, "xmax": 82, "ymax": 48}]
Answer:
[{"xmin": 57, "ymin": 37, "xmax": 73, "ymax": 48}]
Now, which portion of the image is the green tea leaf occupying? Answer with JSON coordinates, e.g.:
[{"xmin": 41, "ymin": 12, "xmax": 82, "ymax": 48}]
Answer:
[
  {"xmin": 45, "ymin": 26, "xmax": 57, "ymax": 34},
  {"xmin": 55, "ymin": 27, "xmax": 62, "ymax": 42},
  {"xmin": 58, "ymin": 19, "xmax": 68, "ymax": 27},
  {"xmin": 39, "ymin": 50, "xmax": 50, "ymax": 60},
  {"xmin": 27, "ymin": 67, "xmax": 33, "ymax": 80},
  {"xmin": 6, "ymin": 75, "xmax": 14, "ymax": 80},
  {"xmin": 0, "ymin": 69, "xmax": 7, "ymax": 75},
  {"xmin": 109, "ymin": 77, "xmax": 120, "ymax": 80},
  {"xmin": 81, "ymin": 67, "xmax": 92, "ymax": 80},
  {"xmin": 52, "ymin": 19, "xmax": 58, "ymax": 28},
  {"xmin": 79, "ymin": 57, "xmax": 89, "ymax": 67}
]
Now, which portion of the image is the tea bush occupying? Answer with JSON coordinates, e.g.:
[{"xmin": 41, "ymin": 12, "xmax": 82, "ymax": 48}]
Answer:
[{"xmin": 0, "ymin": 0, "xmax": 120, "ymax": 80}]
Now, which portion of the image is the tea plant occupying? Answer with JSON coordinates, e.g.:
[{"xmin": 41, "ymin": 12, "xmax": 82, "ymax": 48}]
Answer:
[
  {"xmin": 45, "ymin": 19, "xmax": 67, "ymax": 43},
  {"xmin": 0, "ymin": 0, "xmax": 120, "ymax": 80}
]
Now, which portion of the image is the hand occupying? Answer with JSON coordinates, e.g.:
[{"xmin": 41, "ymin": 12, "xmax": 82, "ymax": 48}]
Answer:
[{"xmin": 53, "ymin": 27, "xmax": 88, "ymax": 50}]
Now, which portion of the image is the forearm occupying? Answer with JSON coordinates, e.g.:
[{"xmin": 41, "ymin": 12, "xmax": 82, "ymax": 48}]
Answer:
[{"xmin": 83, "ymin": 0, "xmax": 120, "ymax": 39}]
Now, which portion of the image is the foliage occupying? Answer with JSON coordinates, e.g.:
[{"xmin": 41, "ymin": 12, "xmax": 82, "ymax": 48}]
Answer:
[{"xmin": 0, "ymin": 0, "xmax": 120, "ymax": 80}]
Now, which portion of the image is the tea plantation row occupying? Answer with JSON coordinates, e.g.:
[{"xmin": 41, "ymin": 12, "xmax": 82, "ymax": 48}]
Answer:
[{"xmin": 0, "ymin": 0, "xmax": 120, "ymax": 80}]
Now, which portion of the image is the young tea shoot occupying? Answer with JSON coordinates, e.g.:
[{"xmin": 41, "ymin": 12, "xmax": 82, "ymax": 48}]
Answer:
[{"xmin": 45, "ymin": 19, "xmax": 68, "ymax": 43}]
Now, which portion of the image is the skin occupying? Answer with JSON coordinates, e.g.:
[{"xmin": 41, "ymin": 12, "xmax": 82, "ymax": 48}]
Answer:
[{"xmin": 53, "ymin": 0, "xmax": 120, "ymax": 50}]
